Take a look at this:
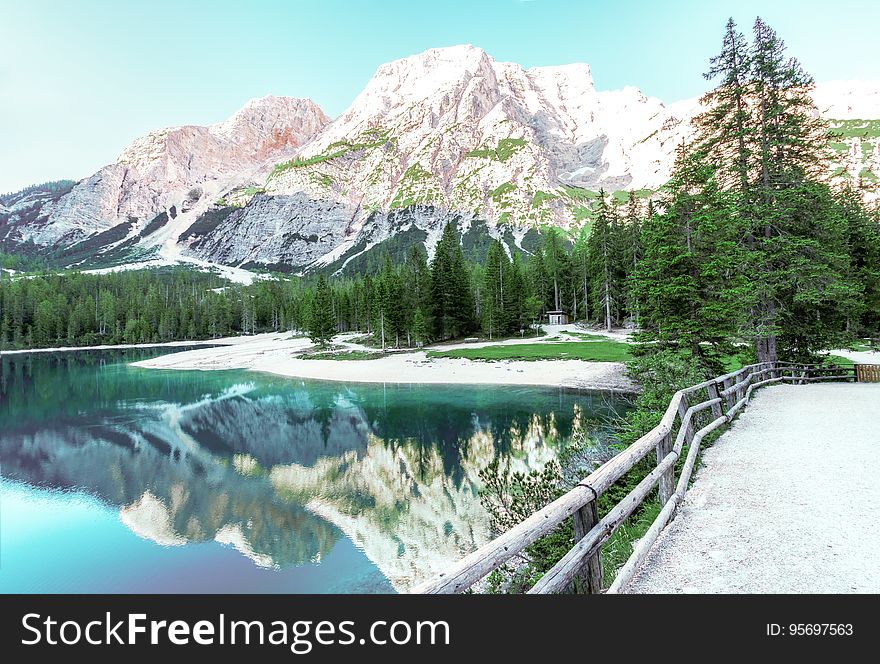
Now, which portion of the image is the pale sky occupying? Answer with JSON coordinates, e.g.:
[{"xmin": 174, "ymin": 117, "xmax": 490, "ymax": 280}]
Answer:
[{"xmin": 2, "ymin": 0, "xmax": 878, "ymax": 193}]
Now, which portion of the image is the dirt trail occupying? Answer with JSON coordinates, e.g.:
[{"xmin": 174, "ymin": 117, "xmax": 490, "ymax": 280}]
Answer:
[{"xmin": 625, "ymin": 383, "xmax": 880, "ymax": 593}]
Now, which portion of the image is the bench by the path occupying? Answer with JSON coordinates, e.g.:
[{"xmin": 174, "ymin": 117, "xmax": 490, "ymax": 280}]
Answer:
[{"xmin": 625, "ymin": 383, "xmax": 880, "ymax": 593}]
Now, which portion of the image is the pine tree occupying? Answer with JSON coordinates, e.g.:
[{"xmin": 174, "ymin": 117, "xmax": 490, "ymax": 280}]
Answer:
[
  {"xmin": 587, "ymin": 189, "xmax": 619, "ymax": 331},
  {"xmin": 481, "ymin": 240, "xmax": 510, "ymax": 339},
  {"xmin": 430, "ymin": 223, "xmax": 474, "ymax": 339},
  {"xmin": 839, "ymin": 186, "xmax": 880, "ymax": 335},
  {"xmin": 635, "ymin": 146, "xmax": 747, "ymax": 372},
  {"xmin": 609, "ymin": 201, "xmax": 630, "ymax": 324},
  {"xmin": 412, "ymin": 308, "xmax": 428, "ymax": 346},
  {"xmin": 371, "ymin": 269, "xmax": 388, "ymax": 349},
  {"xmin": 570, "ymin": 226, "xmax": 590, "ymax": 322},
  {"xmin": 528, "ymin": 249, "xmax": 549, "ymax": 314},
  {"xmin": 523, "ymin": 295, "xmax": 542, "ymax": 332},
  {"xmin": 308, "ymin": 274, "xmax": 336, "ymax": 347},
  {"xmin": 387, "ymin": 269, "xmax": 405, "ymax": 347},
  {"xmin": 450, "ymin": 242, "xmax": 476, "ymax": 336},
  {"xmin": 361, "ymin": 275, "xmax": 373, "ymax": 334},
  {"xmin": 507, "ymin": 252, "xmax": 528, "ymax": 332},
  {"xmin": 430, "ymin": 224, "xmax": 455, "ymax": 339},
  {"xmin": 747, "ymin": 18, "xmax": 841, "ymax": 361},
  {"xmin": 405, "ymin": 244, "xmax": 432, "ymax": 344},
  {"xmin": 769, "ymin": 181, "xmax": 860, "ymax": 359},
  {"xmin": 699, "ymin": 17, "xmax": 753, "ymax": 193},
  {"xmin": 371, "ymin": 256, "xmax": 405, "ymax": 347},
  {"xmin": 622, "ymin": 192, "xmax": 645, "ymax": 325},
  {"xmin": 693, "ymin": 16, "xmax": 853, "ymax": 362},
  {"xmin": 541, "ymin": 227, "xmax": 569, "ymax": 312}
]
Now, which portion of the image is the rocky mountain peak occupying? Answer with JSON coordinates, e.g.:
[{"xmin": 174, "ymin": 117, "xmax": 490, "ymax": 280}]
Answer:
[
  {"xmin": 370, "ymin": 44, "xmax": 495, "ymax": 89},
  {"xmin": 3, "ymin": 47, "xmax": 879, "ymax": 278},
  {"xmin": 267, "ymin": 46, "xmax": 671, "ymax": 233},
  {"xmin": 1, "ymin": 96, "xmax": 330, "ymax": 251},
  {"xmin": 117, "ymin": 95, "xmax": 329, "ymax": 172},
  {"xmin": 211, "ymin": 95, "xmax": 330, "ymax": 144}
]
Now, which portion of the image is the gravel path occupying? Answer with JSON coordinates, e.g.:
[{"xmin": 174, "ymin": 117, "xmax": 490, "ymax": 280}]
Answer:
[{"xmin": 625, "ymin": 383, "xmax": 880, "ymax": 593}]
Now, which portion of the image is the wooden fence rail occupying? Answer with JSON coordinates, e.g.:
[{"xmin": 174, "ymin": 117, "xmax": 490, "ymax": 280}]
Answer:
[{"xmin": 413, "ymin": 360, "xmax": 859, "ymax": 594}]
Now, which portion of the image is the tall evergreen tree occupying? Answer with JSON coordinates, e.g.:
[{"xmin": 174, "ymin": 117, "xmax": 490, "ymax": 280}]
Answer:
[
  {"xmin": 527, "ymin": 249, "xmax": 549, "ymax": 315},
  {"xmin": 769, "ymin": 181, "xmax": 860, "ymax": 359},
  {"xmin": 481, "ymin": 240, "xmax": 509, "ymax": 339},
  {"xmin": 404, "ymin": 243, "xmax": 432, "ymax": 342},
  {"xmin": 699, "ymin": 17, "xmax": 753, "ymax": 193},
  {"xmin": 450, "ymin": 241, "xmax": 476, "ymax": 335},
  {"xmin": 635, "ymin": 147, "xmax": 747, "ymax": 372},
  {"xmin": 430, "ymin": 223, "xmax": 475, "ymax": 340},
  {"xmin": 308, "ymin": 274, "xmax": 336, "ymax": 347},
  {"xmin": 507, "ymin": 252, "xmax": 528, "ymax": 332},
  {"xmin": 371, "ymin": 256, "xmax": 405, "ymax": 348},
  {"xmin": 622, "ymin": 193, "xmax": 645, "ymax": 326},
  {"xmin": 839, "ymin": 186, "xmax": 880, "ymax": 335},
  {"xmin": 570, "ymin": 225, "xmax": 590, "ymax": 322},
  {"xmin": 541, "ymin": 227, "xmax": 569, "ymax": 312},
  {"xmin": 587, "ymin": 189, "xmax": 621, "ymax": 331},
  {"xmin": 747, "ymin": 18, "xmax": 841, "ymax": 361},
  {"xmin": 693, "ymin": 15, "xmax": 853, "ymax": 362}
]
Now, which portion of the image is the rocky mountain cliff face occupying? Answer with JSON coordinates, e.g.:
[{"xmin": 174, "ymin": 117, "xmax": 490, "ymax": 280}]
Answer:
[
  {"xmin": 0, "ymin": 97, "xmax": 329, "ymax": 262},
  {"xmin": 3, "ymin": 46, "xmax": 878, "ymax": 274}
]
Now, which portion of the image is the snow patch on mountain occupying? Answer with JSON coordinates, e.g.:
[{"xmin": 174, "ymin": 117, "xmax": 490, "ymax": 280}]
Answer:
[{"xmin": 811, "ymin": 81, "xmax": 880, "ymax": 118}]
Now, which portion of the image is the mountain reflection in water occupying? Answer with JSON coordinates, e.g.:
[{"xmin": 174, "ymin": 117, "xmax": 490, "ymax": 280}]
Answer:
[{"xmin": 0, "ymin": 348, "xmax": 629, "ymax": 591}]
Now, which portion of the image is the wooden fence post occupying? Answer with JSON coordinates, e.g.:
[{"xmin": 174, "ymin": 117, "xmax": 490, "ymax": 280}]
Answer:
[
  {"xmin": 571, "ymin": 500, "xmax": 603, "ymax": 593},
  {"xmin": 706, "ymin": 382, "xmax": 724, "ymax": 419},
  {"xmin": 722, "ymin": 377, "xmax": 735, "ymax": 410},
  {"xmin": 736, "ymin": 367, "xmax": 749, "ymax": 404},
  {"xmin": 656, "ymin": 430, "xmax": 674, "ymax": 505},
  {"xmin": 676, "ymin": 393, "xmax": 693, "ymax": 445}
]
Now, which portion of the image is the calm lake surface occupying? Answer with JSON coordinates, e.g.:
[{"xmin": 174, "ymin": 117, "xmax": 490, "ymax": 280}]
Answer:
[{"xmin": 0, "ymin": 347, "xmax": 630, "ymax": 593}]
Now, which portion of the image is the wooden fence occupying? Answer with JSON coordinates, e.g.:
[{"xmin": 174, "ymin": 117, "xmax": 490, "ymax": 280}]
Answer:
[
  {"xmin": 413, "ymin": 361, "xmax": 858, "ymax": 594},
  {"xmin": 855, "ymin": 364, "xmax": 880, "ymax": 382}
]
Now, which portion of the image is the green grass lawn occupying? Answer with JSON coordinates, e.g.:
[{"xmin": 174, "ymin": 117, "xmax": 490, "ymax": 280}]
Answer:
[
  {"xmin": 827, "ymin": 353, "xmax": 855, "ymax": 368},
  {"xmin": 301, "ymin": 349, "xmax": 386, "ymax": 360},
  {"xmin": 426, "ymin": 340, "xmax": 632, "ymax": 362},
  {"xmin": 562, "ymin": 330, "xmax": 613, "ymax": 341}
]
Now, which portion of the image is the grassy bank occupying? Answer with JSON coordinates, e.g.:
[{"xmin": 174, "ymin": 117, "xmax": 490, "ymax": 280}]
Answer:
[
  {"xmin": 427, "ymin": 340, "xmax": 633, "ymax": 362},
  {"xmin": 300, "ymin": 349, "xmax": 386, "ymax": 361}
]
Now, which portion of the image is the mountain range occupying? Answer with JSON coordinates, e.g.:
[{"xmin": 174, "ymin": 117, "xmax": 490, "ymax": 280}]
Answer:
[{"xmin": 2, "ymin": 44, "xmax": 879, "ymax": 277}]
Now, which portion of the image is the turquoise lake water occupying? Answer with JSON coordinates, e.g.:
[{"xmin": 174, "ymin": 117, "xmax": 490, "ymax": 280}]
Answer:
[{"xmin": 0, "ymin": 347, "xmax": 629, "ymax": 593}]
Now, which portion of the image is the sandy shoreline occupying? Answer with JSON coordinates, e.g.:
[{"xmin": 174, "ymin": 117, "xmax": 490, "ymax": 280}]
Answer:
[
  {"xmin": 128, "ymin": 331, "xmax": 637, "ymax": 391},
  {"xmin": 0, "ymin": 338, "xmax": 238, "ymax": 355},
  {"xmin": 9, "ymin": 331, "xmax": 874, "ymax": 392}
]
